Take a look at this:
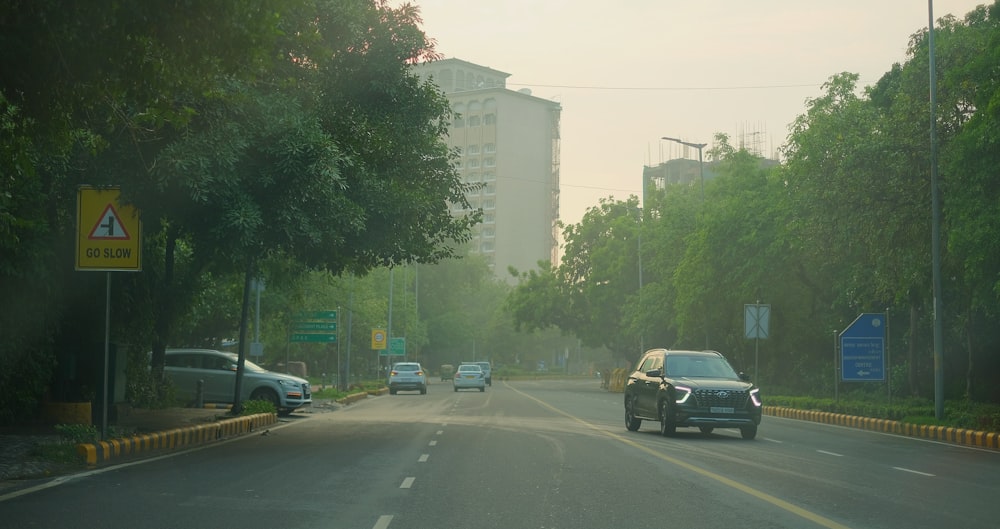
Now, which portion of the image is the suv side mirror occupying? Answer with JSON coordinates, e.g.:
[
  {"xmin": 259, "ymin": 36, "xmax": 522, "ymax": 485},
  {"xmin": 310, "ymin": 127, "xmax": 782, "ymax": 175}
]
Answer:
[
  {"xmin": 739, "ymin": 372, "xmax": 751, "ymax": 382},
  {"xmin": 645, "ymin": 368, "xmax": 662, "ymax": 378}
]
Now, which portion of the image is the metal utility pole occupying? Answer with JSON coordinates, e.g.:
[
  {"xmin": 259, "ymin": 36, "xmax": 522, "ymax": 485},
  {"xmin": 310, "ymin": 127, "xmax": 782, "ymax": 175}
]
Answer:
[{"xmin": 928, "ymin": 0, "xmax": 945, "ymax": 420}]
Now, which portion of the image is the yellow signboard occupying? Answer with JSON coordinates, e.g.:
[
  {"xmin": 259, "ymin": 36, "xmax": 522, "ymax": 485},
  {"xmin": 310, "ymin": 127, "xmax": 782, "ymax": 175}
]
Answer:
[
  {"xmin": 76, "ymin": 186, "xmax": 142, "ymax": 271},
  {"xmin": 372, "ymin": 328, "xmax": 387, "ymax": 350}
]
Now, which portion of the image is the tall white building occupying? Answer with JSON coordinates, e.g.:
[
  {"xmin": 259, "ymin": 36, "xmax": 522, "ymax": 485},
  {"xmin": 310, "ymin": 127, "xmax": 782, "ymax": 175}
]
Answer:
[{"xmin": 412, "ymin": 58, "xmax": 561, "ymax": 282}]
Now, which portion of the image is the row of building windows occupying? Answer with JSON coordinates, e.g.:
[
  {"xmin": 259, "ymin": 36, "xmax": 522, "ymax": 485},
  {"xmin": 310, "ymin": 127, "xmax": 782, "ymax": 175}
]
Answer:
[
  {"xmin": 453, "ymin": 199, "xmax": 496, "ymax": 212},
  {"xmin": 458, "ymin": 158, "xmax": 496, "ymax": 169},
  {"xmin": 463, "ymin": 143, "xmax": 496, "ymax": 155},
  {"xmin": 470, "ymin": 184, "xmax": 495, "ymax": 195},
  {"xmin": 454, "ymin": 113, "xmax": 496, "ymax": 128},
  {"xmin": 464, "ymin": 172, "xmax": 496, "ymax": 183}
]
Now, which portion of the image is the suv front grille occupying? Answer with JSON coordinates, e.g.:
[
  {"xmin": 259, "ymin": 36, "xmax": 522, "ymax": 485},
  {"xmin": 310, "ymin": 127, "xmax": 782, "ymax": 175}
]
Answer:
[{"xmin": 694, "ymin": 389, "xmax": 747, "ymax": 408}]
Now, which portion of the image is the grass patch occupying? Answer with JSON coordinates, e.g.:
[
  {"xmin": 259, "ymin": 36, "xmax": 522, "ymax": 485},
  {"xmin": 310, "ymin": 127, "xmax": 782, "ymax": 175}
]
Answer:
[{"xmin": 767, "ymin": 395, "xmax": 1000, "ymax": 432}]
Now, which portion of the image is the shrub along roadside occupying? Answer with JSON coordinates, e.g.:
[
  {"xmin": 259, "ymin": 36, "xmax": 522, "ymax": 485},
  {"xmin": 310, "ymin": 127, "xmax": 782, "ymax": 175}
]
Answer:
[
  {"xmin": 310, "ymin": 380, "xmax": 385, "ymax": 401},
  {"xmin": 767, "ymin": 395, "xmax": 1000, "ymax": 433}
]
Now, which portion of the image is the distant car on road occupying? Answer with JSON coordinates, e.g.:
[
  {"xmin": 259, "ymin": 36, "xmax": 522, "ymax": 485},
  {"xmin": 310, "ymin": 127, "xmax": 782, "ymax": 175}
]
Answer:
[
  {"xmin": 453, "ymin": 364, "xmax": 486, "ymax": 392},
  {"xmin": 388, "ymin": 362, "xmax": 428, "ymax": 395},
  {"xmin": 624, "ymin": 349, "xmax": 761, "ymax": 439},
  {"xmin": 439, "ymin": 363, "xmax": 455, "ymax": 381},
  {"xmin": 164, "ymin": 348, "xmax": 311, "ymax": 416},
  {"xmin": 462, "ymin": 361, "xmax": 492, "ymax": 386}
]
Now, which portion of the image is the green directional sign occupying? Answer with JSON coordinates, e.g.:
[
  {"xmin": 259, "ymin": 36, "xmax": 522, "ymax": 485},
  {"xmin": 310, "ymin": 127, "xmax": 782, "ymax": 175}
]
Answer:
[
  {"xmin": 378, "ymin": 337, "xmax": 406, "ymax": 357},
  {"xmin": 291, "ymin": 310, "xmax": 337, "ymax": 343},
  {"xmin": 293, "ymin": 321, "xmax": 337, "ymax": 331},
  {"xmin": 291, "ymin": 333, "xmax": 337, "ymax": 343},
  {"xmin": 298, "ymin": 310, "xmax": 337, "ymax": 320}
]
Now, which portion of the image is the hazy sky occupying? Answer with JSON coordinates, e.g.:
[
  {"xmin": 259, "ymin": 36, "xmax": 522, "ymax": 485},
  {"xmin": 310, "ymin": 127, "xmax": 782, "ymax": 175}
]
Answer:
[{"xmin": 409, "ymin": 1, "xmax": 985, "ymax": 226}]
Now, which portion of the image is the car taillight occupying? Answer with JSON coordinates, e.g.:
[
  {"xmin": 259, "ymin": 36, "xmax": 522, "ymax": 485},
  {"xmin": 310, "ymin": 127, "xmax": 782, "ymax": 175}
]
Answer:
[
  {"xmin": 416, "ymin": 370, "xmax": 423, "ymax": 376},
  {"xmin": 390, "ymin": 370, "xmax": 399, "ymax": 376}
]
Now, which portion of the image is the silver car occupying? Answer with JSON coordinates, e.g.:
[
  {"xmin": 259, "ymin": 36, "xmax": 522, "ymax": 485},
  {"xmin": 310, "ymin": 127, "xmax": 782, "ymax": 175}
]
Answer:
[
  {"xmin": 453, "ymin": 364, "xmax": 486, "ymax": 392},
  {"xmin": 388, "ymin": 362, "xmax": 428, "ymax": 395},
  {"xmin": 164, "ymin": 348, "xmax": 311, "ymax": 416}
]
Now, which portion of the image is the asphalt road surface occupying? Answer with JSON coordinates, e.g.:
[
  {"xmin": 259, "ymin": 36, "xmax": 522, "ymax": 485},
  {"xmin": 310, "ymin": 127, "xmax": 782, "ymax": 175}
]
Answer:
[{"xmin": 1, "ymin": 378, "xmax": 997, "ymax": 529}]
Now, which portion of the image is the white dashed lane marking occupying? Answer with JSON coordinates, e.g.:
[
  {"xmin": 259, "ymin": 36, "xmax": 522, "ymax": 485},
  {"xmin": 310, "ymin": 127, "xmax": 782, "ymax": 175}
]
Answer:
[{"xmin": 894, "ymin": 466, "xmax": 935, "ymax": 477}]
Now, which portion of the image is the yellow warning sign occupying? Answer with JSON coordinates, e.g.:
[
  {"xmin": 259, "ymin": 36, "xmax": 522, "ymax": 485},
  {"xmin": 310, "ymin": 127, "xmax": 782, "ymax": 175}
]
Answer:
[{"xmin": 76, "ymin": 186, "xmax": 142, "ymax": 271}]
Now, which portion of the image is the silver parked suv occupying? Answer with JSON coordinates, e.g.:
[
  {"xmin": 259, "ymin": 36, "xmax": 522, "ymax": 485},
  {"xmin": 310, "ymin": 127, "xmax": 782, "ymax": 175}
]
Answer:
[{"xmin": 164, "ymin": 348, "xmax": 312, "ymax": 416}]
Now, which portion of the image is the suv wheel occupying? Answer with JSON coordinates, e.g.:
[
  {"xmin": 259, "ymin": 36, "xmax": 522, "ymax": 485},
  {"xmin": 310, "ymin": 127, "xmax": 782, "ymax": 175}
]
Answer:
[
  {"xmin": 624, "ymin": 396, "xmax": 641, "ymax": 431},
  {"xmin": 658, "ymin": 401, "xmax": 676, "ymax": 437},
  {"xmin": 250, "ymin": 388, "xmax": 280, "ymax": 408},
  {"xmin": 740, "ymin": 424, "xmax": 758, "ymax": 440}
]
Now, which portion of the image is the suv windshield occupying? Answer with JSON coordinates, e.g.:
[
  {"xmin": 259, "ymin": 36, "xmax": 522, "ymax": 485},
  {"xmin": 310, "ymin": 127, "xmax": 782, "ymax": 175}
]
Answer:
[{"xmin": 665, "ymin": 355, "xmax": 739, "ymax": 378}]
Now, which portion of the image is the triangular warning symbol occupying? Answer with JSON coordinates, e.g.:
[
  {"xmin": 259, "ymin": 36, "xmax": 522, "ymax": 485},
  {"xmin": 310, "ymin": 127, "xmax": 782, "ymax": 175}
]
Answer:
[{"xmin": 88, "ymin": 204, "xmax": 131, "ymax": 240}]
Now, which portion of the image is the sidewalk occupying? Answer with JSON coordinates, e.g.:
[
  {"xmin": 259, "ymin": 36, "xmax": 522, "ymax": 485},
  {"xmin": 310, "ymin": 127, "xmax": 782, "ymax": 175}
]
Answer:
[{"xmin": 0, "ymin": 406, "xmax": 274, "ymax": 485}]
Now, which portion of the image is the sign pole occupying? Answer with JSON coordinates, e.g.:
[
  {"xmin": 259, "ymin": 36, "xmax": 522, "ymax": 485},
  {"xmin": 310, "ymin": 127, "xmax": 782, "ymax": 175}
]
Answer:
[
  {"xmin": 833, "ymin": 330, "xmax": 839, "ymax": 404},
  {"xmin": 77, "ymin": 187, "xmax": 141, "ymax": 440},
  {"xmin": 886, "ymin": 307, "xmax": 892, "ymax": 407},
  {"xmin": 102, "ymin": 272, "xmax": 111, "ymax": 440}
]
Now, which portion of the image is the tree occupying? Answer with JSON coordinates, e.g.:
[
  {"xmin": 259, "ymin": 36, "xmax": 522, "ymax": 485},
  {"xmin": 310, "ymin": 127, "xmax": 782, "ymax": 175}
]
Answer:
[{"xmin": 0, "ymin": 0, "xmax": 480, "ymax": 420}]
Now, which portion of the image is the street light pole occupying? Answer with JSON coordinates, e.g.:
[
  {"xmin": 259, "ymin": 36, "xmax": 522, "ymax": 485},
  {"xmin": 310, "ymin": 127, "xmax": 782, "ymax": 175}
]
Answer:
[
  {"xmin": 662, "ymin": 135, "xmax": 709, "ymax": 349},
  {"xmin": 661, "ymin": 136, "xmax": 707, "ymax": 200},
  {"xmin": 635, "ymin": 206, "xmax": 644, "ymax": 356}
]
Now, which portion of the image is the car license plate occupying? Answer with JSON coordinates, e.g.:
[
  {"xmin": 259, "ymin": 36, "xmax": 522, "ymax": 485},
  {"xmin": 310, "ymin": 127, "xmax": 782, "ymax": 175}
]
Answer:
[
  {"xmin": 710, "ymin": 407, "xmax": 735, "ymax": 414},
  {"xmin": 464, "ymin": 375, "xmax": 475, "ymax": 379}
]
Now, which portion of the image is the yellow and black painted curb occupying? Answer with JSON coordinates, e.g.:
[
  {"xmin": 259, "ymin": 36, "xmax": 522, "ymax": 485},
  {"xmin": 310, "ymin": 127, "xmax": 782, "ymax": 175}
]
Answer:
[
  {"xmin": 75, "ymin": 412, "xmax": 277, "ymax": 466},
  {"xmin": 336, "ymin": 392, "xmax": 369, "ymax": 405},
  {"xmin": 764, "ymin": 406, "xmax": 1000, "ymax": 451}
]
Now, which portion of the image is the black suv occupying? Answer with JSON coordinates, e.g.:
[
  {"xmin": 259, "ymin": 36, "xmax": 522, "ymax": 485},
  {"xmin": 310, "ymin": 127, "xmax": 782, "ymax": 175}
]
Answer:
[{"xmin": 624, "ymin": 349, "xmax": 761, "ymax": 439}]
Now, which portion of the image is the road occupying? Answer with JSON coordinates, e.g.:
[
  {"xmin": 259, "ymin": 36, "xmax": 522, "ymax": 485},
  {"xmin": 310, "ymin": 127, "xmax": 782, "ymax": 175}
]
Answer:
[{"xmin": 1, "ymin": 378, "xmax": 997, "ymax": 528}]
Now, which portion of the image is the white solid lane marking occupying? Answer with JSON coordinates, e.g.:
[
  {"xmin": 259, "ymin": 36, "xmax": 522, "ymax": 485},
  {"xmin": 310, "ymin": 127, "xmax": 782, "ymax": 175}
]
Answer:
[
  {"xmin": 373, "ymin": 515, "xmax": 393, "ymax": 529},
  {"xmin": 893, "ymin": 466, "xmax": 936, "ymax": 477},
  {"xmin": 816, "ymin": 450, "xmax": 843, "ymax": 457},
  {"xmin": 400, "ymin": 477, "xmax": 416, "ymax": 488},
  {"xmin": 419, "ymin": 454, "xmax": 429, "ymax": 462}
]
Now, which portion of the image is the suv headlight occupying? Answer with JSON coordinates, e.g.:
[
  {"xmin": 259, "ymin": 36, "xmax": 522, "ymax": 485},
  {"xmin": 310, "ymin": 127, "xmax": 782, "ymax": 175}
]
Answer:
[
  {"xmin": 749, "ymin": 388, "xmax": 762, "ymax": 407},
  {"xmin": 674, "ymin": 385, "xmax": 693, "ymax": 404}
]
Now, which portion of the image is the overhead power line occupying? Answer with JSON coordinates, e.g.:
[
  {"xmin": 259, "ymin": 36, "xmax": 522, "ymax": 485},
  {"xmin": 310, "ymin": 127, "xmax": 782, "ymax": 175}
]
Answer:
[{"xmin": 506, "ymin": 82, "xmax": 820, "ymax": 91}]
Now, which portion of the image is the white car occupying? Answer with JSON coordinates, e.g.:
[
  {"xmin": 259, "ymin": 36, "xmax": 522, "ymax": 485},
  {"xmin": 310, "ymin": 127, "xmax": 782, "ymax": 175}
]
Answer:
[
  {"xmin": 388, "ymin": 362, "xmax": 428, "ymax": 395},
  {"xmin": 164, "ymin": 348, "xmax": 311, "ymax": 416},
  {"xmin": 453, "ymin": 364, "xmax": 486, "ymax": 392}
]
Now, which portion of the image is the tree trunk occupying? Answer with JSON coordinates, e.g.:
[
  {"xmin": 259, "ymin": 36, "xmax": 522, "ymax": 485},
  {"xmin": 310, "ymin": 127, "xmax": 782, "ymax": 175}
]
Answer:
[
  {"xmin": 231, "ymin": 256, "xmax": 254, "ymax": 415},
  {"xmin": 965, "ymin": 306, "xmax": 974, "ymax": 400},
  {"xmin": 151, "ymin": 225, "xmax": 178, "ymax": 387}
]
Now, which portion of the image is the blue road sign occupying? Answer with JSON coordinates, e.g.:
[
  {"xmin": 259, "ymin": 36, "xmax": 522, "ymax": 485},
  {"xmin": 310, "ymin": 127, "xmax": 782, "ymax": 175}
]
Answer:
[{"xmin": 839, "ymin": 313, "xmax": 886, "ymax": 382}]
